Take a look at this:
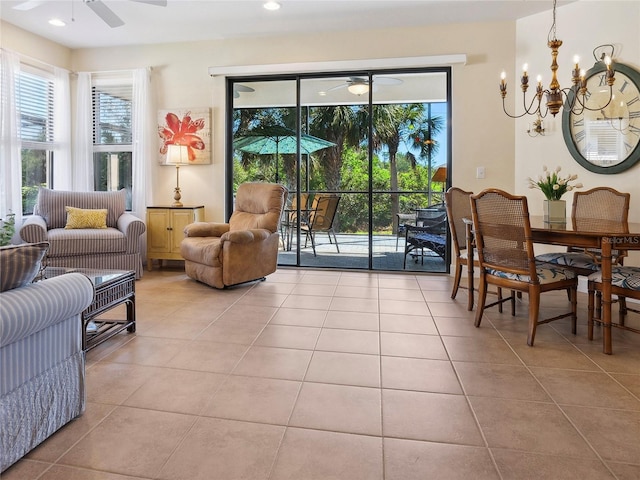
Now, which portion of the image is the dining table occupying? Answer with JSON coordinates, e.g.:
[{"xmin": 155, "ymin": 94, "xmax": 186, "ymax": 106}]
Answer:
[{"xmin": 464, "ymin": 215, "xmax": 640, "ymax": 354}]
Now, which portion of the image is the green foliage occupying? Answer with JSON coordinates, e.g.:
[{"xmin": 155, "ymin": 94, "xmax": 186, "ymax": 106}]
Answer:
[
  {"xmin": 22, "ymin": 185, "xmax": 41, "ymax": 215},
  {"xmin": 232, "ymin": 101, "xmax": 447, "ymax": 234},
  {"xmin": 0, "ymin": 212, "xmax": 16, "ymax": 246}
]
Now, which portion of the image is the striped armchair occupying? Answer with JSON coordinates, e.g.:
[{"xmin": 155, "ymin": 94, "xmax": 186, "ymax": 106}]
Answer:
[
  {"xmin": 19, "ymin": 188, "xmax": 146, "ymax": 279},
  {"xmin": 0, "ymin": 272, "xmax": 94, "ymax": 472}
]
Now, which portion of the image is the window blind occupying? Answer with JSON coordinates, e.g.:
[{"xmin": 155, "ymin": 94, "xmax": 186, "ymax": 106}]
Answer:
[
  {"xmin": 92, "ymin": 82, "xmax": 133, "ymax": 145},
  {"xmin": 16, "ymin": 70, "xmax": 54, "ymax": 145}
]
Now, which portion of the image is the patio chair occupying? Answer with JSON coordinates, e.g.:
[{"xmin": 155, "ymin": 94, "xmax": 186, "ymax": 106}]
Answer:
[
  {"xmin": 301, "ymin": 194, "xmax": 341, "ymax": 256},
  {"xmin": 403, "ymin": 204, "xmax": 447, "ymax": 268},
  {"xmin": 280, "ymin": 192, "xmax": 309, "ymax": 250},
  {"xmin": 470, "ymin": 189, "xmax": 578, "ymax": 346}
]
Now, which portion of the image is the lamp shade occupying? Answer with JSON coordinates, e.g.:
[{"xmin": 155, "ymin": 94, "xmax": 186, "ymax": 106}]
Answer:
[
  {"xmin": 166, "ymin": 144, "xmax": 189, "ymax": 165},
  {"xmin": 431, "ymin": 166, "xmax": 447, "ymax": 183}
]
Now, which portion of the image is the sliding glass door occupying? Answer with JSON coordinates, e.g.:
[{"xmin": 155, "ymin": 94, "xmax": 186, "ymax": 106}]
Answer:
[{"xmin": 228, "ymin": 68, "xmax": 451, "ymax": 273}]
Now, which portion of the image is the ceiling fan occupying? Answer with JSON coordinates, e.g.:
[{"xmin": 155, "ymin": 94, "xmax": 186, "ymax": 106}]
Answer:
[
  {"xmin": 326, "ymin": 76, "xmax": 403, "ymax": 96},
  {"xmin": 233, "ymin": 84, "xmax": 255, "ymax": 99},
  {"xmin": 13, "ymin": 0, "xmax": 167, "ymax": 28}
]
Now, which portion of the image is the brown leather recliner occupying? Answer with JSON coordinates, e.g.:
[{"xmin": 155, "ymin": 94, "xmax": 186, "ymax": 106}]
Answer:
[{"xmin": 180, "ymin": 182, "xmax": 287, "ymax": 289}]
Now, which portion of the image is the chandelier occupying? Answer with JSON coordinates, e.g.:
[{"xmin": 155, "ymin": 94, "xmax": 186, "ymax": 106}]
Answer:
[{"xmin": 499, "ymin": 0, "xmax": 615, "ymax": 118}]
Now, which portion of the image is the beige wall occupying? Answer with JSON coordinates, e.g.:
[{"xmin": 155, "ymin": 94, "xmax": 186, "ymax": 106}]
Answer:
[
  {"xmin": 515, "ymin": 1, "xmax": 640, "ymax": 264},
  {"xmin": 2, "ymin": 18, "xmax": 516, "ymax": 222},
  {"xmin": 515, "ymin": 1, "xmax": 640, "ymax": 210},
  {"xmin": 1, "ymin": 21, "xmax": 73, "ymax": 69}
]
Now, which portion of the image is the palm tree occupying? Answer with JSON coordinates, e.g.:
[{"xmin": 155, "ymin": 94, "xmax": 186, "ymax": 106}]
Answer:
[
  {"xmin": 407, "ymin": 104, "xmax": 444, "ymax": 205},
  {"xmin": 309, "ymin": 105, "xmax": 363, "ymax": 191},
  {"xmin": 371, "ymin": 103, "xmax": 441, "ymax": 233}
]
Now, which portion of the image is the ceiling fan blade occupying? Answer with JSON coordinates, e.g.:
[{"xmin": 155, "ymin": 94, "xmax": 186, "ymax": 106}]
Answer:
[
  {"xmin": 84, "ymin": 0, "xmax": 125, "ymax": 28},
  {"xmin": 12, "ymin": 0, "xmax": 45, "ymax": 11},
  {"xmin": 129, "ymin": 0, "xmax": 167, "ymax": 6},
  {"xmin": 235, "ymin": 85, "xmax": 255, "ymax": 93},
  {"xmin": 374, "ymin": 77, "xmax": 403, "ymax": 86},
  {"xmin": 326, "ymin": 83, "xmax": 349, "ymax": 93}
]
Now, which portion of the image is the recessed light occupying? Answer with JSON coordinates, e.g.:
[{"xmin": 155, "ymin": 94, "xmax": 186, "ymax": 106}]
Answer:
[
  {"xmin": 263, "ymin": 1, "xmax": 281, "ymax": 11},
  {"xmin": 48, "ymin": 18, "xmax": 66, "ymax": 26}
]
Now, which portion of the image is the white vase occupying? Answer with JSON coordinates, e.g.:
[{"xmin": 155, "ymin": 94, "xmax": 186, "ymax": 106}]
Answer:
[{"xmin": 543, "ymin": 199, "xmax": 566, "ymax": 224}]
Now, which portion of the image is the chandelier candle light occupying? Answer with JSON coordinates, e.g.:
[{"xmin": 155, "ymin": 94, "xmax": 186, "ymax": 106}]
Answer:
[
  {"xmin": 528, "ymin": 165, "xmax": 583, "ymax": 224},
  {"xmin": 499, "ymin": 0, "xmax": 615, "ymax": 119},
  {"xmin": 166, "ymin": 144, "xmax": 189, "ymax": 207}
]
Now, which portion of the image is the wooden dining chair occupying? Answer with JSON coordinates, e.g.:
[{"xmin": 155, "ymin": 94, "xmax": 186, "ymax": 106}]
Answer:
[
  {"xmin": 444, "ymin": 187, "xmax": 475, "ymax": 307},
  {"xmin": 587, "ymin": 265, "xmax": 640, "ymax": 342},
  {"xmin": 536, "ymin": 187, "xmax": 630, "ymax": 275},
  {"xmin": 471, "ymin": 189, "xmax": 578, "ymax": 346}
]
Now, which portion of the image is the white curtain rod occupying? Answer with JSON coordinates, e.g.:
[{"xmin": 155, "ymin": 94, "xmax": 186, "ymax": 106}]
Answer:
[{"xmin": 74, "ymin": 66, "xmax": 154, "ymax": 75}]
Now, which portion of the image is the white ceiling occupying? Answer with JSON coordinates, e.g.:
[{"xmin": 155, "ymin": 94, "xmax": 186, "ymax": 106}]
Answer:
[{"xmin": 0, "ymin": 0, "xmax": 570, "ymax": 50}]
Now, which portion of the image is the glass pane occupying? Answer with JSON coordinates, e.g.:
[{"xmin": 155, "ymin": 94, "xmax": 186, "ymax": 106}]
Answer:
[
  {"xmin": 21, "ymin": 148, "xmax": 48, "ymax": 215},
  {"xmin": 228, "ymin": 70, "xmax": 450, "ymax": 272},
  {"xmin": 93, "ymin": 85, "xmax": 133, "ymax": 145},
  {"xmin": 370, "ymin": 72, "xmax": 449, "ymax": 272},
  {"xmin": 231, "ymin": 79, "xmax": 297, "ymax": 188},
  {"xmin": 17, "ymin": 71, "xmax": 54, "ymax": 143},
  {"xmin": 93, "ymin": 152, "xmax": 133, "ymax": 210}
]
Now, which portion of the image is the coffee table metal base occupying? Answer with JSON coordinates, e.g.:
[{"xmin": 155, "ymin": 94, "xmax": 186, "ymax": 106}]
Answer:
[{"xmin": 82, "ymin": 270, "xmax": 136, "ymax": 351}]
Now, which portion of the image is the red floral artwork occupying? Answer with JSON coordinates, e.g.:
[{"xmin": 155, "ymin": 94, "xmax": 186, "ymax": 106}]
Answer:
[{"xmin": 158, "ymin": 111, "xmax": 206, "ymax": 162}]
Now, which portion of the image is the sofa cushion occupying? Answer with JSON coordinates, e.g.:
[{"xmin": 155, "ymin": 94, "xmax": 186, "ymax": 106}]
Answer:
[
  {"xmin": 46, "ymin": 228, "xmax": 126, "ymax": 257},
  {"xmin": 65, "ymin": 206, "xmax": 108, "ymax": 229},
  {"xmin": 36, "ymin": 188, "xmax": 126, "ymax": 229},
  {"xmin": 0, "ymin": 242, "xmax": 49, "ymax": 292}
]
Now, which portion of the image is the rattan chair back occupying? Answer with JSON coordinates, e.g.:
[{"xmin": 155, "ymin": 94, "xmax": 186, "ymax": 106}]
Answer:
[
  {"xmin": 471, "ymin": 189, "xmax": 534, "ymax": 278},
  {"xmin": 572, "ymin": 187, "xmax": 630, "ymax": 233},
  {"xmin": 444, "ymin": 187, "xmax": 473, "ymax": 257}
]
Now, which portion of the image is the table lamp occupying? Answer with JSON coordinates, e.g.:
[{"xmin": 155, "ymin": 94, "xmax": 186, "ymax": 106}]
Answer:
[{"xmin": 166, "ymin": 144, "xmax": 188, "ymax": 207}]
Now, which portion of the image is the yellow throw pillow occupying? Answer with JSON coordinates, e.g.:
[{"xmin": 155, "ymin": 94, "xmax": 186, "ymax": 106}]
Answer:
[{"xmin": 64, "ymin": 206, "xmax": 108, "ymax": 229}]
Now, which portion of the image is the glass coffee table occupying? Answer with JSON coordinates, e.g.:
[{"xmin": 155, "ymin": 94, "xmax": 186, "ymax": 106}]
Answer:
[{"xmin": 43, "ymin": 267, "xmax": 136, "ymax": 351}]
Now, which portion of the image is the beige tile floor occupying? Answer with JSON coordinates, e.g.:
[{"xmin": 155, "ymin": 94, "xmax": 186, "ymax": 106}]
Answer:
[{"xmin": 4, "ymin": 268, "xmax": 640, "ymax": 480}]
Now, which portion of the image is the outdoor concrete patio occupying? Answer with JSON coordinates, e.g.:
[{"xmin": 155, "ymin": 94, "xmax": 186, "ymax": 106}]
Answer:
[{"xmin": 278, "ymin": 233, "xmax": 448, "ymax": 273}]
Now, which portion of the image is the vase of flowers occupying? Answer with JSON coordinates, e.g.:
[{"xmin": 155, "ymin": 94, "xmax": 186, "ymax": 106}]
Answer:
[{"xmin": 528, "ymin": 166, "xmax": 583, "ymax": 224}]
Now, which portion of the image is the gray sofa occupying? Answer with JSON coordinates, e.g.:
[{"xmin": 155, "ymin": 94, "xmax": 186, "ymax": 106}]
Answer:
[
  {"xmin": 20, "ymin": 188, "xmax": 146, "ymax": 279},
  {"xmin": 0, "ymin": 243, "xmax": 94, "ymax": 471}
]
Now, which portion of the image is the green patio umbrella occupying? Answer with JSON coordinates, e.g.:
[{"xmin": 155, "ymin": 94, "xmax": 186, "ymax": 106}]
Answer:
[
  {"xmin": 234, "ymin": 125, "xmax": 335, "ymax": 156},
  {"xmin": 234, "ymin": 125, "xmax": 336, "ymax": 185}
]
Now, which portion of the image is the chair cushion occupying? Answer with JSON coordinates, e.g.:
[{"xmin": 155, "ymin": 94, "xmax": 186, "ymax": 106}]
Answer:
[
  {"xmin": 536, "ymin": 252, "xmax": 606, "ymax": 272},
  {"xmin": 588, "ymin": 266, "xmax": 640, "ymax": 290},
  {"xmin": 64, "ymin": 207, "xmax": 108, "ymax": 229},
  {"xmin": 181, "ymin": 236, "xmax": 223, "ymax": 267},
  {"xmin": 46, "ymin": 228, "xmax": 126, "ymax": 257},
  {"xmin": 0, "ymin": 242, "xmax": 49, "ymax": 292},
  {"xmin": 487, "ymin": 261, "xmax": 576, "ymax": 284}
]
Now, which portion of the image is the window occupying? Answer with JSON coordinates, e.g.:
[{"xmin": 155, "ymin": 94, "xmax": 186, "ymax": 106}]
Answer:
[
  {"xmin": 92, "ymin": 75, "xmax": 133, "ymax": 209},
  {"xmin": 16, "ymin": 67, "xmax": 54, "ymax": 214}
]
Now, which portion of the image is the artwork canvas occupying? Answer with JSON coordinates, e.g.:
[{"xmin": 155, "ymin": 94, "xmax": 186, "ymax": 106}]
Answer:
[{"xmin": 158, "ymin": 108, "xmax": 211, "ymax": 164}]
